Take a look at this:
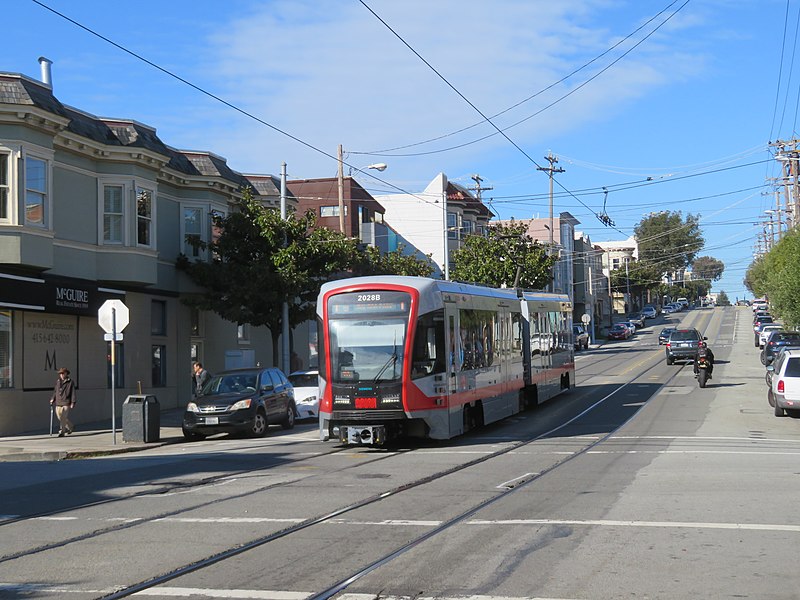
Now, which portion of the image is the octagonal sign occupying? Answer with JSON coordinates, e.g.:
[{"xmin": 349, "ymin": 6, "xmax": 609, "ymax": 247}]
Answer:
[{"xmin": 98, "ymin": 299, "xmax": 129, "ymax": 334}]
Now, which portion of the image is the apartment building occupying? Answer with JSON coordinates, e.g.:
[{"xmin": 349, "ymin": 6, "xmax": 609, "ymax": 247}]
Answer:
[{"xmin": 0, "ymin": 62, "xmax": 301, "ymax": 435}]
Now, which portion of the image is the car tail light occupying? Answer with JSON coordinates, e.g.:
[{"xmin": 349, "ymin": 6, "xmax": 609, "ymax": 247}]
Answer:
[
  {"xmin": 778, "ymin": 380, "xmax": 785, "ymax": 393},
  {"xmin": 666, "ymin": 342, "xmax": 671, "ymax": 348}
]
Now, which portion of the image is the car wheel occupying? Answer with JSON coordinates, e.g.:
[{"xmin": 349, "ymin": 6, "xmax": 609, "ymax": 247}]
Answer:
[
  {"xmin": 250, "ymin": 410, "xmax": 268, "ymax": 437},
  {"xmin": 666, "ymin": 356, "xmax": 674, "ymax": 365},
  {"xmin": 760, "ymin": 351, "xmax": 767, "ymax": 366},
  {"xmin": 281, "ymin": 403, "xmax": 296, "ymax": 430},
  {"xmin": 182, "ymin": 427, "xmax": 205, "ymax": 442}
]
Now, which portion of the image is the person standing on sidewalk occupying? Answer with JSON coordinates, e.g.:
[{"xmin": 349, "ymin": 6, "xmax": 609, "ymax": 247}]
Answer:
[
  {"xmin": 193, "ymin": 362, "xmax": 211, "ymax": 397},
  {"xmin": 50, "ymin": 367, "xmax": 76, "ymax": 437}
]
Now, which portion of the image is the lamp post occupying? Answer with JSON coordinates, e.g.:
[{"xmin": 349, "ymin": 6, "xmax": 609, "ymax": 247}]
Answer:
[{"xmin": 337, "ymin": 144, "xmax": 387, "ymax": 235}]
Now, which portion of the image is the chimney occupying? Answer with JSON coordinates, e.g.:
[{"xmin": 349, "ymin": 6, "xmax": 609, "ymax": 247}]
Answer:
[{"xmin": 38, "ymin": 56, "xmax": 53, "ymax": 88}]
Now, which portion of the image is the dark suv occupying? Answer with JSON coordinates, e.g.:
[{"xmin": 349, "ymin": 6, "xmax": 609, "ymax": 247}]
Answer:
[
  {"xmin": 182, "ymin": 367, "xmax": 295, "ymax": 440},
  {"xmin": 665, "ymin": 328, "xmax": 706, "ymax": 365}
]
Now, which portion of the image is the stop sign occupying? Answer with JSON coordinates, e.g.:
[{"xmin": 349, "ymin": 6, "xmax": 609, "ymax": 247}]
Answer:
[{"xmin": 98, "ymin": 299, "xmax": 129, "ymax": 334}]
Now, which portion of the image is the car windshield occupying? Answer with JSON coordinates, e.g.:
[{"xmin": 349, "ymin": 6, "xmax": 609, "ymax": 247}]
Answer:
[
  {"xmin": 775, "ymin": 333, "xmax": 800, "ymax": 343},
  {"xmin": 611, "ymin": 325, "xmax": 626, "ymax": 331},
  {"xmin": 289, "ymin": 373, "xmax": 318, "ymax": 387},
  {"xmin": 206, "ymin": 373, "xmax": 258, "ymax": 394},
  {"xmin": 757, "ymin": 316, "xmax": 774, "ymax": 323},
  {"xmin": 670, "ymin": 331, "xmax": 700, "ymax": 342},
  {"xmin": 660, "ymin": 328, "xmax": 675, "ymax": 335}
]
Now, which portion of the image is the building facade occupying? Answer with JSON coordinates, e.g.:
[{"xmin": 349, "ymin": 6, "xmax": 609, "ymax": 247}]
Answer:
[
  {"xmin": 0, "ymin": 64, "xmax": 305, "ymax": 435},
  {"xmin": 371, "ymin": 173, "xmax": 492, "ymax": 277}
]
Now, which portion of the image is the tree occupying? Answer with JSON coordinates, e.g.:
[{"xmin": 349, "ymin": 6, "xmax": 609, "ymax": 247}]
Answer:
[
  {"xmin": 634, "ymin": 211, "xmax": 704, "ymax": 278},
  {"xmin": 450, "ymin": 221, "xmax": 556, "ymax": 289},
  {"xmin": 691, "ymin": 256, "xmax": 724, "ymax": 282},
  {"xmin": 716, "ymin": 291, "xmax": 731, "ymax": 306},
  {"xmin": 354, "ymin": 244, "xmax": 435, "ymax": 277},
  {"xmin": 609, "ymin": 259, "xmax": 663, "ymax": 309},
  {"xmin": 177, "ymin": 188, "xmax": 360, "ymax": 363},
  {"xmin": 744, "ymin": 256, "xmax": 768, "ymax": 298}
]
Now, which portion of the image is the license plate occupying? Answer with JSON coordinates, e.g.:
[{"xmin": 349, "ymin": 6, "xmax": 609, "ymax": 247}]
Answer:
[{"xmin": 204, "ymin": 416, "xmax": 219, "ymax": 425}]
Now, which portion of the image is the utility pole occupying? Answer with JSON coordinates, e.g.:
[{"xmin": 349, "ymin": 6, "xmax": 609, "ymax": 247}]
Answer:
[
  {"xmin": 537, "ymin": 153, "xmax": 565, "ymax": 250},
  {"xmin": 468, "ymin": 174, "xmax": 493, "ymax": 202},
  {"xmin": 280, "ymin": 162, "xmax": 290, "ymax": 374},
  {"xmin": 337, "ymin": 144, "xmax": 345, "ymax": 234}
]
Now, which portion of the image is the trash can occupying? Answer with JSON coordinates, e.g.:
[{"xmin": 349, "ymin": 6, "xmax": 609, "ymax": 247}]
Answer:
[{"xmin": 122, "ymin": 395, "xmax": 160, "ymax": 443}]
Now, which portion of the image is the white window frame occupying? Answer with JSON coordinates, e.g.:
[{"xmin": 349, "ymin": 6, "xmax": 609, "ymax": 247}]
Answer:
[
  {"xmin": 98, "ymin": 180, "xmax": 130, "ymax": 245},
  {"xmin": 0, "ymin": 150, "xmax": 10, "ymax": 224},
  {"xmin": 181, "ymin": 204, "xmax": 207, "ymax": 259},
  {"xmin": 135, "ymin": 184, "xmax": 156, "ymax": 248},
  {"xmin": 22, "ymin": 147, "xmax": 53, "ymax": 229}
]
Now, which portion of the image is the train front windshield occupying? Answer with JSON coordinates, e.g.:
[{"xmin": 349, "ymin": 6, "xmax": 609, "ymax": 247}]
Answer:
[{"xmin": 327, "ymin": 291, "xmax": 411, "ymax": 384}]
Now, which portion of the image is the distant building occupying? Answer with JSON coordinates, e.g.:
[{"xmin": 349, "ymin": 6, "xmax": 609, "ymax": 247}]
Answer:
[
  {"xmin": 595, "ymin": 237, "xmax": 638, "ymax": 314},
  {"xmin": 573, "ymin": 232, "xmax": 611, "ymax": 339},
  {"xmin": 372, "ymin": 173, "xmax": 492, "ymax": 278},
  {"xmin": 494, "ymin": 212, "xmax": 580, "ymax": 301}
]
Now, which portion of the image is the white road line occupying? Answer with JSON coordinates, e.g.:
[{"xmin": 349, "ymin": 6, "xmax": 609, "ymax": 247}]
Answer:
[
  {"xmin": 152, "ymin": 517, "xmax": 304, "ymax": 524},
  {"xmin": 134, "ymin": 588, "xmax": 309, "ymax": 598},
  {"xmin": 496, "ymin": 473, "xmax": 538, "ymax": 489},
  {"xmin": 466, "ymin": 518, "xmax": 800, "ymax": 532}
]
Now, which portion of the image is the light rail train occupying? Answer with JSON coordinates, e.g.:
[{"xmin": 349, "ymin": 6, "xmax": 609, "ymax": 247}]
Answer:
[{"xmin": 317, "ymin": 276, "xmax": 575, "ymax": 445}]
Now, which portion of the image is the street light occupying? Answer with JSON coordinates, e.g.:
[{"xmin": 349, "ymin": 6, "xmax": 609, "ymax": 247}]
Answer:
[{"xmin": 338, "ymin": 144, "xmax": 388, "ymax": 233}]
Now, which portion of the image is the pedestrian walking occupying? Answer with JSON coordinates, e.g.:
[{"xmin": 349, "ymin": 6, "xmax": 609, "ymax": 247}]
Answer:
[
  {"xmin": 50, "ymin": 367, "xmax": 76, "ymax": 437},
  {"xmin": 193, "ymin": 362, "xmax": 211, "ymax": 397}
]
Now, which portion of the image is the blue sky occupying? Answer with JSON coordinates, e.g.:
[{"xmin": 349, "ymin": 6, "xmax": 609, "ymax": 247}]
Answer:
[{"xmin": 5, "ymin": 0, "xmax": 796, "ymax": 299}]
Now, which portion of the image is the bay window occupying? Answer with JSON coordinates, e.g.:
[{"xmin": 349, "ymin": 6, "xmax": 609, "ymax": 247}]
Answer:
[
  {"xmin": 136, "ymin": 187, "xmax": 154, "ymax": 247},
  {"xmin": 103, "ymin": 185, "xmax": 124, "ymax": 243},
  {"xmin": 25, "ymin": 156, "xmax": 47, "ymax": 227},
  {"xmin": 0, "ymin": 153, "xmax": 8, "ymax": 221}
]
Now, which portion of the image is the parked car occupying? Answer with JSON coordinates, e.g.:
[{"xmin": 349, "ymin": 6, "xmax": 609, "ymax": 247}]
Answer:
[
  {"xmin": 182, "ymin": 367, "xmax": 296, "ymax": 440},
  {"xmin": 762, "ymin": 332, "xmax": 800, "ymax": 365},
  {"xmin": 627, "ymin": 313, "xmax": 645, "ymax": 328},
  {"xmin": 758, "ymin": 325, "xmax": 784, "ymax": 348},
  {"xmin": 766, "ymin": 348, "xmax": 800, "ymax": 416},
  {"xmin": 573, "ymin": 325, "xmax": 590, "ymax": 350},
  {"xmin": 642, "ymin": 306, "xmax": 657, "ymax": 319},
  {"xmin": 658, "ymin": 327, "xmax": 676, "ymax": 345},
  {"xmin": 665, "ymin": 328, "xmax": 706, "ymax": 365},
  {"xmin": 608, "ymin": 323, "xmax": 631, "ymax": 340},
  {"xmin": 753, "ymin": 316, "xmax": 775, "ymax": 347},
  {"xmin": 621, "ymin": 321, "xmax": 637, "ymax": 335},
  {"xmin": 766, "ymin": 345, "xmax": 800, "ymax": 387},
  {"xmin": 288, "ymin": 369, "xmax": 320, "ymax": 420}
]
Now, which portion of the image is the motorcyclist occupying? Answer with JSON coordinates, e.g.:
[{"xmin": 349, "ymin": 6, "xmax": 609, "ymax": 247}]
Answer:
[{"xmin": 694, "ymin": 341, "xmax": 715, "ymax": 377}]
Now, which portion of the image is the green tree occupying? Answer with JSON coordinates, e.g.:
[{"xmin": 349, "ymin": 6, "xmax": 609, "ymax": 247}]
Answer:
[
  {"xmin": 744, "ymin": 256, "xmax": 768, "ymax": 298},
  {"xmin": 635, "ymin": 211, "xmax": 704, "ymax": 278},
  {"xmin": 354, "ymin": 244, "xmax": 435, "ymax": 277},
  {"xmin": 177, "ymin": 188, "xmax": 359, "ymax": 363},
  {"xmin": 691, "ymin": 256, "xmax": 725, "ymax": 282},
  {"xmin": 450, "ymin": 221, "xmax": 556, "ymax": 289},
  {"xmin": 762, "ymin": 230, "xmax": 800, "ymax": 327},
  {"xmin": 610, "ymin": 260, "xmax": 663, "ymax": 308},
  {"xmin": 716, "ymin": 291, "xmax": 731, "ymax": 306}
]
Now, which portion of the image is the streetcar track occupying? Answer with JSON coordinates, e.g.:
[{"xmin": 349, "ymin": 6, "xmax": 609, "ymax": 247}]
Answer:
[
  {"xmin": 97, "ymin": 344, "xmax": 688, "ymax": 600},
  {"xmin": 0, "ymin": 445, "xmax": 412, "ymax": 564}
]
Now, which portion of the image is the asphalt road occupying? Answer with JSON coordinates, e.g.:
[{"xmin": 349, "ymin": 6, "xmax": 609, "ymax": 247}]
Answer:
[{"xmin": 2, "ymin": 306, "xmax": 799, "ymax": 600}]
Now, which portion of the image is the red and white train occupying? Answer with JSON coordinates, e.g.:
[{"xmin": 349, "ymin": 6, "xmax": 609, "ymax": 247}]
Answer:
[{"xmin": 317, "ymin": 276, "xmax": 575, "ymax": 445}]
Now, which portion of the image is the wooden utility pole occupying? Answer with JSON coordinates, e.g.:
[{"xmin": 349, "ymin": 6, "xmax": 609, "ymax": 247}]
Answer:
[
  {"xmin": 337, "ymin": 144, "xmax": 345, "ymax": 234},
  {"xmin": 468, "ymin": 174, "xmax": 492, "ymax": 201},
  {"xmin": 537, "ymin": 153, "xmax": 565, "ymax": 249}
]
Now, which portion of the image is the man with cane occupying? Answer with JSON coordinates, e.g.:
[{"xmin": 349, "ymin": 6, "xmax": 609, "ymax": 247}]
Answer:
[{"xmin": 50, "ymin": 367, "xmax": 76, "ymax": 437}]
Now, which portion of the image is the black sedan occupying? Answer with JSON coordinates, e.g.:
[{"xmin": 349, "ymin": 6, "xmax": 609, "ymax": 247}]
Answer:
[
  {"xmin": 182, "ymin": 367, "xmax": 296, "ymax": 440},
  {"xmin": 659, "ymin": 327, "xmax": 676, "ymax": 345}
]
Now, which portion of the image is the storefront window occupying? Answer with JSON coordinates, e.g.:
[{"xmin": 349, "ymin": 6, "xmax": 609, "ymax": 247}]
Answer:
[{"xmin": 0, "ymin": 311, "xmax": 11, "ymax": 388}]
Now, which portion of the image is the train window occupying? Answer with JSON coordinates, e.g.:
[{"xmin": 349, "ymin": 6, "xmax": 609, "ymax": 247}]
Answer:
[
  {"xmin": 412, "ymin": 310, "xmax": 445, "ymax": 379},
  {"xmin": 459, "ymin": 309, "xmax": 496, "ymax": 370},
  {"xmin": 511, "ymin": 312, "xmax": 523, "ymax": 354}
]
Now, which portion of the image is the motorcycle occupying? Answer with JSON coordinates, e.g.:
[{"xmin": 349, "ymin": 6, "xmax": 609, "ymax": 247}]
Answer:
[{"xmin": 695, "ymin": 351, "xmax": 712, "ymax": 388}]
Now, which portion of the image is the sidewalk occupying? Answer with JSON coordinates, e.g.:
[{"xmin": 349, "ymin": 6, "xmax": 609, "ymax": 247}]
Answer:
[{"xmin": 0, "ymin": 407, "xmax": 186, "ymax": 462}]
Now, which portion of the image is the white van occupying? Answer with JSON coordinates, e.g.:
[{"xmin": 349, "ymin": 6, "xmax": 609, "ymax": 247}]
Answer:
[{"xmin": 676, "ymin": 297, "xmax": 689, "ymax": 309}]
